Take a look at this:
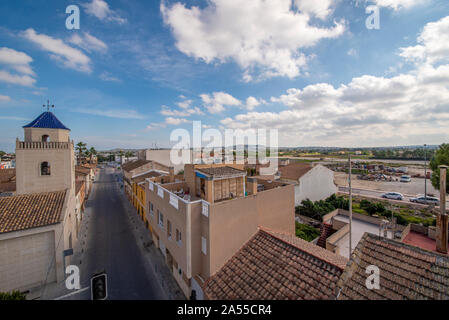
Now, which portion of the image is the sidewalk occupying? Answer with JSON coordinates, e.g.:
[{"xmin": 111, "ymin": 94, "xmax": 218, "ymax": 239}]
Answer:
[{"xmin": 116, "ymin": 172, "xmax": 185, "ymax": 300}]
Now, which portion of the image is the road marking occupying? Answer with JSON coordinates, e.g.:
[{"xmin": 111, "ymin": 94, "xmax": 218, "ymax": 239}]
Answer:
[{"xmin": 53, "ymin": 286, "xmax": 90, "ymax": 300}]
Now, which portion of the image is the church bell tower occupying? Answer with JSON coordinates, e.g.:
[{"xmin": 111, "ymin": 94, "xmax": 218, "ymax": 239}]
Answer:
[{"xmin": 15, "ymin": 104, "xmax": 75, "ymax": 195}]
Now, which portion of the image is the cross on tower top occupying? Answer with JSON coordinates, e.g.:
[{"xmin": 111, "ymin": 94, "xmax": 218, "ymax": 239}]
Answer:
[{"xmin": 43, "ymin": 100, "xmax": 55, "ymax": 112}]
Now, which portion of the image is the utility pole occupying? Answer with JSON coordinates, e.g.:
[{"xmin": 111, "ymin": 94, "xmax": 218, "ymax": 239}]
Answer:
[
  {"xmin": 424, "ymin": 144, "xmax": 427, "ymax": 199},
  {"xmin": 349, "ymin": 153, "xmax": 353, "ymax": 255},
  {"xmin": 436, "ymin": 165, "xmax": 448, "ymax": 254}
]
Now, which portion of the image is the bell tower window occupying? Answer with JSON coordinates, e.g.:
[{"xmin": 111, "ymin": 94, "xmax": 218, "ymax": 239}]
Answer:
[
  {"xmin": 42, "ymin": 135, "xmax": 50, "ymax": 142},
  {"xmin": 41, "ymin": 162, "xmax": 51, "ymax": 176}
]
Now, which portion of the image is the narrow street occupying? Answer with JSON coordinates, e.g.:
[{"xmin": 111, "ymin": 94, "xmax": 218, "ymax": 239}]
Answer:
[{"xmin": 74, "ymin": 167, "xmax": 166, "ymax": 299}]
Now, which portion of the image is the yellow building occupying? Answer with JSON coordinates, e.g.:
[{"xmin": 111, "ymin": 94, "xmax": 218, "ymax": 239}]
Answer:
[{"xmin": 131, "ymin": 171, "xmax": 165, "ymax": 226}]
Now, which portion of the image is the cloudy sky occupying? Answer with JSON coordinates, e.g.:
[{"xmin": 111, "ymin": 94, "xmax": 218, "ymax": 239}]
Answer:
[{"xmin": 0, "ymin": 0, "xmax": 448, "ymax": 151}]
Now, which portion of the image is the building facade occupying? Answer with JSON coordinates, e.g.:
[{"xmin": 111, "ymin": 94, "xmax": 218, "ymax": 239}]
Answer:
[
  {"xmin": 0, "ymin": 111, "xmax": 78, "ymax": 295},
  {"xmin": 144, "ymin": 163, "xmax": 295, "ymax": 298}
]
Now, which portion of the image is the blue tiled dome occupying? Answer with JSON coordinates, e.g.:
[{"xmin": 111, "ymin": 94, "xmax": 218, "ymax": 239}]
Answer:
[{"xmin": 23, "ymin": 111, "xmax": 70, "ymax": 130}]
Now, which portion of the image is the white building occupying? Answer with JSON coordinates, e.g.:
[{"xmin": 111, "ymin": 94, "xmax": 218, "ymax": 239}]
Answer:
[{"xmin": 276, "ymin": 163, "xmax": 337, "ymax": 206}]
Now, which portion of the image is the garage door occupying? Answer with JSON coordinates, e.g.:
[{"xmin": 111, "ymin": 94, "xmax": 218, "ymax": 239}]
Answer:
[{"xmin": 0, "ymin": 231, "xmax": 56, "ymax": 292}]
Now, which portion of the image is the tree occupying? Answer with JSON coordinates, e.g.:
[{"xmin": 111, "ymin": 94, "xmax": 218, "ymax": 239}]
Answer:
[
  {"xmin": 76, "ymin": 142, "xmax": 87, "ymax": 156},
  {"xmin": 118, "ymin": 150, "xmax": 124, "ymax": 163},
  {"xmin": 429, "ymin": 143, "xmax": 449, "ymax": 193},
  {"xmin": 89, "ymin": 147, "xmax": 97, "ymax": 155},
  {"xmin": 125, "ymin": 151, "xmax": 133, "ymax": 161}
]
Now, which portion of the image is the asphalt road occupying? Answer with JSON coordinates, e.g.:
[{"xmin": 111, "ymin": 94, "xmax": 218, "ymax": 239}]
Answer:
[
  {"xmin": 75, "ymin": 167, "xmax": 165, "ymax": 300},
  {"xmin": 338, "ymin": 186, "xmax": 449, "ymax": 208}
]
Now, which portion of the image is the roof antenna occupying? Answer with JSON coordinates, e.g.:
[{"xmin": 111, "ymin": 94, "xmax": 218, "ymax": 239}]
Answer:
[{"xmin": 43, "ymin": 100, "xmax": 55, "ymax": 112}]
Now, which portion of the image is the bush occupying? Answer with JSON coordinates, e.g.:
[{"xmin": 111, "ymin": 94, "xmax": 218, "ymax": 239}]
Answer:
[
  {"xmin": 295, "ymin": 222, "xmax": 320, "ymax": 242},
  {"xmin": 295, "ymin": 194, "xmax": 348, "ymax": 221},
  {"xmin": 0, "ymin": 291, "xmax": 26, "ymax": 300}
]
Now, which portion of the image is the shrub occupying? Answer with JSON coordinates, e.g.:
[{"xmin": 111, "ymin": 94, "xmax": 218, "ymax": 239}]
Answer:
[
  {"xmin": 295, "ymin": 222, "xmax": 320, "ymax": 242},
  {"xmin": 0, "ymin": 291, "xmax": 26, "ymax": 300}
]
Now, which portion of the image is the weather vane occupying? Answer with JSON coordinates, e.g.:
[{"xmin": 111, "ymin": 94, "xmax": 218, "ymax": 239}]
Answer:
[{"xmin": 43, "ymin": 100, "xmax": 55, "ymax": 112}]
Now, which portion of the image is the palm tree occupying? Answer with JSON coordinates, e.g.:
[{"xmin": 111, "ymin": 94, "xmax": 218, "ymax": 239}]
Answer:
[
  {"xmin": 118, "ymin": 150, "xmax": 124, "ymax": 164},
  {"xmin": 125, "ymin": 151, "xmax": 133, "ymax": 161},
  {"xmin": 76, "ymin": 142, "xmax": 87, "ymax": 156},
  {"xmin": 89, "ymin": 147, "xmax": 97, "ymax": 155}
]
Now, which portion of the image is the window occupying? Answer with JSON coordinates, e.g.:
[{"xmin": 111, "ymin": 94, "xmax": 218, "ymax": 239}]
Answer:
[
  {"xmin": 176, "ymin": 229, "xmax": 182, "ymax": 245},
  {"xmin": 40, "ymin": 162, "xmax": 51, "ymax": 176},
  {"xmin": 167, "ymin": 220, "xmax": 172, "ymax": 240},
  {"xmin": 42, "ymin": 135, "xmax": 49, "ymax": 142},
  {"xmin": 149, "ymin": 202, "xmax": 154, "ymax": 217},
  {"xmin": 158, "ymin": 210, "xmax": 164, "ymax": 229},
  {"xmin": 201, "ymin": 236, "xmax": 207, "ymax": 255}
]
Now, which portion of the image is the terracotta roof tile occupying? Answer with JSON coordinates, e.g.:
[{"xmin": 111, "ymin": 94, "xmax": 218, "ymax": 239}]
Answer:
[
  {"xmin": 121, "ymin": 159, "xmax": 151, "ymax": 172},
  {"xmin": 203, "ymin": 229, "xmax": 346, "ymax": 300},
  {"xmin": 337, "ymin": 233, "xmax": 449, "ymax": 300},
  {"xmin": 278, "ymin": 163, "xmax": 313, "ymax": 181},
  {"xmin": 0, "ymin": 190, "xmax": 66, "ymax": 233},
  {"xmin": 132, "ymin": 171, "xmax": 163, "ymax": 183}
]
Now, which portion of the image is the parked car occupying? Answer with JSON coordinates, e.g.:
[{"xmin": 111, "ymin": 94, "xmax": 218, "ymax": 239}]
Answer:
[
  {"xmin": 400, "ymin": 175, "xmax": 411, "ymax": 182},
  {"xmin": 381, "ymin": 192, "xmax": 404, "ymax": 200},
  {"xmin": 410, "ymin": 196, "xmax": 439, "ymax": 205}
]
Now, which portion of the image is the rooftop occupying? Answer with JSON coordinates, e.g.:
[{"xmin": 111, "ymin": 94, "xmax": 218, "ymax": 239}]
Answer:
[
  {"xmin": 0, "ymin": 169, "xmax": 16, "ymax": 193},
  {"xmin": 132, "ymin": 170, "xmax": 163, "ymax": 183},
  {"xmin": 332, "ymin": 214, "xmax": 393, "ymax": 259},
  {"xmin": 0, "ymin": 190, "xmax": 66, "ymax": 233},
  {"xmin": 23, "ymin": 111, "xmax": 70, "ymax": 130},
  {"xmin": 203, "ymin": 229, "xmax": 347, "ymax": 300},
  {"xmin": 196, "ymin": 166, "xmax": 246, "ymax": 179},
  {"xmin": 121, "ymin": 159, "xmax": 151, "ymax": 172},
  {"xmin": 278, "ymin": 162, "xmax": 313, "ymax": 181},
  {"xmin": 337, "ymin": 233, "xmax": 449, "ymax": 300}
]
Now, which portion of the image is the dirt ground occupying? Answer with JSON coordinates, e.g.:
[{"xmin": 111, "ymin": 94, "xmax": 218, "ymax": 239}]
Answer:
[{"xmin": 334, "ymin": 171, "xmax": 439, "ymax": 197}]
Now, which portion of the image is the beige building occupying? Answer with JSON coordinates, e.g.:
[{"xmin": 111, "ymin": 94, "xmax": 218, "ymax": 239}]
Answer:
[
  {"xmin": 144, "ymin": 163, "xmax": 295, "ymax": 298},
  {"xmin": 0, "ymin": 111, "xmax": 78, "ymax": 295}
]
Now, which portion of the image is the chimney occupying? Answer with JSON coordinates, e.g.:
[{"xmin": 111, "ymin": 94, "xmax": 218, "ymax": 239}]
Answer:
[{"xmin": 436, "ymin": 165, "xmax": 448, "ymax": 254}]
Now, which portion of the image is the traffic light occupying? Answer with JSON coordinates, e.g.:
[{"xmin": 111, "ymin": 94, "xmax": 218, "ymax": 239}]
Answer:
[{"xmin": 91, "ymin": 273, "xmax": 108, "ymax": 300}]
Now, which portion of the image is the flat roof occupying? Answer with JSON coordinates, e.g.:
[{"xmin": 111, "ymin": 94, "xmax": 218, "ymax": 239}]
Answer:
[
  {"xmin": 333, "ymin": 215, "xmax": 393, "ymax": 259},
  {"xmin": 196, "ymin": 166, "xmax": 246, "ymax": 179}
]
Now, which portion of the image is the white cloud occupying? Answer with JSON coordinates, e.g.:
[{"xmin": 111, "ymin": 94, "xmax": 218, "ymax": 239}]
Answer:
[
  {"xmin": 83, "ymin": 0, "xmax": 127, "ymax": 24},
  {"xmin": 0, "ymin": 95, "xmax": 11, "ymax": 102},
  {"xmin": 22, "ymin": 28, "xmax": 91, "ymax": 73},
  {"xmin": 367, "ymin": 0, "xmax": 428, "ymax": 10},
  {"xmin": 177, "ymin": 99, "xmax": 192, "ymax": 109},
  {"xmin": 146, "ymin": 122, "xmax": 166, "ymax": 131},
  {"xmin": 294, "ymin": 0, "xmax": 334, "ymax": 20},
  {"xmin": 220, "ymin": 16, "xmax": 449, "ymax": 146},
  {"xmin": 201, "ymin": 91, "xmax": 241, "ymax": 114},
  {"xmin": 0, "ymin": 70, "xmax": 36, "ymax": 86},
  {"xmin": 399, "ymin": 16, "xmax": 449, "ymax": 65},
  {"xmin": 161, "ymin": 0, "xmax": 345, "ymax": 80},
  {"xmin": 0, "ymin": 47, "xmax": 36, "ymax": 87},
  {"xmin": 165, "ymin": 117, "xmax": 190, "ymax": 125},
  {"xmin": 99, "ymin": 71, "xmax": 120, "ymax": 82},
  {"xmin": 69, "ymin": 32, "xmax": 108, "ymax": 53},
  {"xmin": 347, "ymin": 48, "xmax": 358, "ymax": 57},
  {"xmin": 0, "ymin": 47, "xmax": 35, "ymax": 76},
  {"xmin": 245, "ymin": 96, "xmax": 266, "ymax": 111},
  {"xmin": 160, "ymin": 105, "xmax": 203, "ymax": 117},
  {"xmin": 75, "ymin": 108, "xmax": 145, "ymax": 119}
]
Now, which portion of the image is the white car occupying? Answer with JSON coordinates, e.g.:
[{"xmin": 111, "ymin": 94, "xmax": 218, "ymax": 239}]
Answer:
[
  {"xmin": 400, "ymin": 175, "xmax": 411, "ymax": 182},
  {"xmin": 410, "ymin": 196, "xmax": 439, "ymax": 205},
  {"xmin": 381, "ymin": 192, "xmax": 404, "ymax": 200}
]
